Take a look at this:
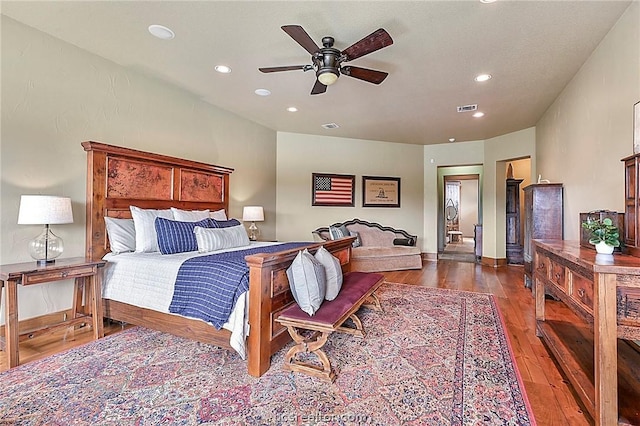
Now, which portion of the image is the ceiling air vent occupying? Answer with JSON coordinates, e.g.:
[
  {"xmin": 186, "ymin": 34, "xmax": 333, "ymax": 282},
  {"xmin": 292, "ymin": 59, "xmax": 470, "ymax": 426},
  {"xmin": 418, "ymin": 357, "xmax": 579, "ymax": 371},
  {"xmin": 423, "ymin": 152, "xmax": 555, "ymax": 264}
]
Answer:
[
  {"xmin": 457, "ymin": 104, "xmax": 478, "ymax": 113},
  {"xmin": 321, "ymin": 122, "xmax": 340, "ymax": 129}
]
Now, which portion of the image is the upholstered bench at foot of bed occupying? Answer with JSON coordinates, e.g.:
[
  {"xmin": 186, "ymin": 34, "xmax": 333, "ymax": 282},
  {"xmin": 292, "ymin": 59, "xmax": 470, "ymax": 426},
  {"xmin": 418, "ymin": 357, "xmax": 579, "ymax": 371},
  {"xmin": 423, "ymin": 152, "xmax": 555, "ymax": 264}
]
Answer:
[{"xmin": 275, "ymin": 272, "xmax": 384, "ymax": 382}]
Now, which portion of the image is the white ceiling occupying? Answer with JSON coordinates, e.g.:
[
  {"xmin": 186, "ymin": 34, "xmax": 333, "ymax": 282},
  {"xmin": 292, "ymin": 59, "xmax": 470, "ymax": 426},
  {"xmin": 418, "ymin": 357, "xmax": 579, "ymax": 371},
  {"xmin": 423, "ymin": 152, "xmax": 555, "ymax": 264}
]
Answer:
[{"xmin": 2, "ymin": 1, "xmax": 631, "ymax": 145}]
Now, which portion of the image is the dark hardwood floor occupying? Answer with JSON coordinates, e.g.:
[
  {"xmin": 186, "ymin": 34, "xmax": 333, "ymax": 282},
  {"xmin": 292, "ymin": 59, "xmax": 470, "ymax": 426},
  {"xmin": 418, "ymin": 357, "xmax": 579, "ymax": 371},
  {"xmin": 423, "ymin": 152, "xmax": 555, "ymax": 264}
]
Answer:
[{"xmin": 1, "ymin": 260, "xmax": 594, "ymax": 425}]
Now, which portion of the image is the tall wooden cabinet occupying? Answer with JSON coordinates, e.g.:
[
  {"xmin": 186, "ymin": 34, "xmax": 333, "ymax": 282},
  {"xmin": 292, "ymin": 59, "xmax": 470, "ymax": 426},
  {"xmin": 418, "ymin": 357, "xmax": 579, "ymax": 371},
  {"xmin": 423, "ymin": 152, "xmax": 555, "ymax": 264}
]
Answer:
[
  {"xmin": 523, "ymin": 183, "xmax": 563, "ymax": 287},
  {"xmin": 506, "ymin": 178, "xmax": 524, "ymax": 264},
  {"xmin": 623, "ymin": 153, "xmax": 640, "ymax": 257}
]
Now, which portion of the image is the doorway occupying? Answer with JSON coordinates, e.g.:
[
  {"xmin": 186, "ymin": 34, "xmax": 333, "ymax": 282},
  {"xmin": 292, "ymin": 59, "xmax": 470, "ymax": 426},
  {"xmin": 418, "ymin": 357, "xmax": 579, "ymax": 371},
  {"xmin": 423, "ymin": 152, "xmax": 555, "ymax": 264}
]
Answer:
[{"xmin": 440, "ymin": 173, "xmax": 480, "ymax": 262}]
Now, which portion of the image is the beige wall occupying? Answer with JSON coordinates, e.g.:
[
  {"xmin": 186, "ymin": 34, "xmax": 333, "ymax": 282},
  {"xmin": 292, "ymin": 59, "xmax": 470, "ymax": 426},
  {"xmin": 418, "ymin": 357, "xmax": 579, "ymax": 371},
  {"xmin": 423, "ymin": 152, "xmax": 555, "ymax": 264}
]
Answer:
[
  {"xmin": 1, "ymin": 17, "xmax": 277, "ymax": 321},
  {"xmin": 460, "ymin": 179, "xmax": 479, "ymax": 237},
  {"xmin": 483, "ymin": 127, "xmax": 536, "ymax": 259},
  {"xmin": 537, "ymin": 2, "xmax": 640, "ymax": 240},
  {"xmin": 276, "ymin": 132, "xmax": 424, "ymax": 246}
]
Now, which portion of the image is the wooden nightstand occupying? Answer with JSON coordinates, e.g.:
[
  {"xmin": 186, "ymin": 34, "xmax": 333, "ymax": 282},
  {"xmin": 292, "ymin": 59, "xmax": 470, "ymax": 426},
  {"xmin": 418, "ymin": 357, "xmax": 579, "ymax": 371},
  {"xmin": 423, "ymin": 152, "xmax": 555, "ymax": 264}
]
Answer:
[{"xmin": 0, "ymin": 257, "xmax": 106, "ymax": 368}]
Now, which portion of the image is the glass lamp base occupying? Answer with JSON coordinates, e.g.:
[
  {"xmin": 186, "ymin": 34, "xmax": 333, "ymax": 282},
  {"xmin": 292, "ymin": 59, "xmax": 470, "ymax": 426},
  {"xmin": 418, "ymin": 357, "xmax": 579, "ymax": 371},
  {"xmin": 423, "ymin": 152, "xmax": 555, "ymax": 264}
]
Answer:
[
  {"xmin": 29, "ymin": 225, "xmax": 64, "ymax": 265},
  {"xmin": 248, "ymin": 222, "xmax": 260, "ymax": 241}
]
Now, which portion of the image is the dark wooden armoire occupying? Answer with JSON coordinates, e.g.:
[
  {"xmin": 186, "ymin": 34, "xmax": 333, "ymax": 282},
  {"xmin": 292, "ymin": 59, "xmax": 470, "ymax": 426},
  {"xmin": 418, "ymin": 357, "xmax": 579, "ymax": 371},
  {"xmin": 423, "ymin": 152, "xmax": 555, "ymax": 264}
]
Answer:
[
  {"xmin": 623, "ymin": 153, "xmax": 640, "ymax": 256},
  {"xmin": 523, "ymin": 183, "xmax": 563, "ymax": 288},
  {"xmin": 506, "ymin": 177, "xmax": 524, "ymax": 264}
]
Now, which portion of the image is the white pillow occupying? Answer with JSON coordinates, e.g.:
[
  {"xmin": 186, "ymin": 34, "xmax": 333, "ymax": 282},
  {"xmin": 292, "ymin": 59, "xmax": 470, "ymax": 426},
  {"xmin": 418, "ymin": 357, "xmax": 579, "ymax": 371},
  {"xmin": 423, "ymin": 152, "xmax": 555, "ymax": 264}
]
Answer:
[
  {"xmin": 194, "ymin": 224, "xmax": 250, "ymax": 253},
  {"xmin": 171, "ymin": 207, "xmax": 210, "ymax": 222},
  {"xmin": 286, "ymin": 249, "xmax": 327, "ymax": 316},
  {"xmin": 104, "ymin": 217, "xmax": 136, "ymax": 254},
  {"xmin": 129, "ymin": 206, "xmax": 173, "ymax": 253},
  {"xmin": 314, "ymin": 246, "xmax": 343, "ymax": 301},
  {"xmin": 210, "ymin": 209, "xmax": 228, "ymax": 221}
]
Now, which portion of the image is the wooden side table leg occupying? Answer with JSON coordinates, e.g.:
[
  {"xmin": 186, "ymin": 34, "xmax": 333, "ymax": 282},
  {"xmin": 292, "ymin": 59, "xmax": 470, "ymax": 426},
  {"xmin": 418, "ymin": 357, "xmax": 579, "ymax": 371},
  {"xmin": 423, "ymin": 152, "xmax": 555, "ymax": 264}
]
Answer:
[
  {"xmin": 594, "ymin": 273, "xmax": 618, "ymax": 425},
  {"xmin": 72, "ymin": 277, "xmax": 85, "ymax": 318},
  {"xmin": 5, "ymin": 279, "xmax": 19, "ymax": 368},
  {"xmin": 91, "ymin": 267, "xmax": 104, "ymax": 339}
]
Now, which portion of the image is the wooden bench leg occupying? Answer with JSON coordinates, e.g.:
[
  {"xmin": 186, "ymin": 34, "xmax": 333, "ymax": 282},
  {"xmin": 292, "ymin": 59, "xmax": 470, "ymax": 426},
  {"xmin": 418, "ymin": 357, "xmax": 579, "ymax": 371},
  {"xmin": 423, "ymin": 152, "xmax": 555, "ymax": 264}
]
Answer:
[
  {"xmin": 362, "ymin": 292, "xmax": 382, "ymax": 312},
  {"xmin": 282, "ymin": 326, "xmax": 335, "ymax": 382},
  {"xmin": 336, "ymin": 313, "xmax": 366, "ymax": 338}
]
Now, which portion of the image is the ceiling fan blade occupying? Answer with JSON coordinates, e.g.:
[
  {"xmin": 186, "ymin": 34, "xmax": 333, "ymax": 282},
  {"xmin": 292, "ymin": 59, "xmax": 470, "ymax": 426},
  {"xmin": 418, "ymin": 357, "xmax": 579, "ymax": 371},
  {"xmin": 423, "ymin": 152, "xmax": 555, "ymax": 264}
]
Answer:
[
  {"xmin": 341, "ymin": 66, "xmax": 388, "ymax": 84},
  {"xmin": 259, "ymin": 65, "xmax": 307, "ymax": 73},
  {"xmin": 281, "ymin": 25, "xmax": 320, "ymax": 55},
  {"xmin": 342, "ymin": 28, "xmax": 393, "ymax": 61},
  {"xmin": 310, "ymin": 79, "xmax": 327, "ymax": 95}
]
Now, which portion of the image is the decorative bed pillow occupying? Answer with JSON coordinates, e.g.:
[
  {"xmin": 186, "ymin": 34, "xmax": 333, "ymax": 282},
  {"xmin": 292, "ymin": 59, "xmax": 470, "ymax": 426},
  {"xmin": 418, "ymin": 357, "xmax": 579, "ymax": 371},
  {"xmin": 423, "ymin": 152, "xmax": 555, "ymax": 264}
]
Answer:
[
  {"xmin": 104, "ymin": 217, "xmax": 136, "ymax": 254},
  {"xmin": 155, "ymin": 217, "xmax": 212, "ymax": 255},
  {"xmin": 210, "ymin": 218, "xmax": 242, "ymax": 229},
  {"xmin": 329, "ymin": 224, "xmax": 350, "ymax": 240},
  {"xmin": 286, "ymin": 249, "xmax": 327, "ymax": 316},
  {"xmin": 314, "ymin": 246, "xmax": 343, "ymax": 301},
  {"xmin": 210, "ymin": 209, "xmax": 228, "ymax": 221},
  {"xmin": 349, "ymin": 231, "xmax": 362, "ymax": 248},
  {"xmin": 171, "ymin": 207, "xmax": 210, "ymax": 222},
  {"xmin": 194, "ymin": 224, "xmax": 250, "ymax": 253},
  {"xmin": 130, "ymin": 206, "xmax": 174, "ymax": 253}
]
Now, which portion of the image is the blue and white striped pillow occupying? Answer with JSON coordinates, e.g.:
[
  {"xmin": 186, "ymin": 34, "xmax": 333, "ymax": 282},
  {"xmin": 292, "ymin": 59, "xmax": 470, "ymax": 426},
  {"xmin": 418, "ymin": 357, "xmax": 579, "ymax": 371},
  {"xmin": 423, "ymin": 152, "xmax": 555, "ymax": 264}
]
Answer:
[
  {"xmin": 210, "ymin": 218, "xmax": 242, "ymax": 229},
  {"xmin": 194, "ymin": 224, "xmax": 250, "ymax": 253},
  {"xmin": 155, "ymin": 217, "xmax": 213, "ymax": 255}
]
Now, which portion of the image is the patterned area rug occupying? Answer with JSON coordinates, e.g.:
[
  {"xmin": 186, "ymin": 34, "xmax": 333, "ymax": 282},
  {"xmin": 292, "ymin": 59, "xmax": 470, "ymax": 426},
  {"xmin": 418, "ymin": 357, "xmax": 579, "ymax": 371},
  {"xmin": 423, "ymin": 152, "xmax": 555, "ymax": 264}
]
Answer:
[{"xmin": 0, "ymin": 283, "xmax": 535, "ymax": 425}]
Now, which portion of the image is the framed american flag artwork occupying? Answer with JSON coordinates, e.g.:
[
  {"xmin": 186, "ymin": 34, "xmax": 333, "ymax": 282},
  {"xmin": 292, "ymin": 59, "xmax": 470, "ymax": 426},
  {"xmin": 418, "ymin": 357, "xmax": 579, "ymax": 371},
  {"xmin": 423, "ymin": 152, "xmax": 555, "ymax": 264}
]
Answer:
[{"xmin": 312, "ymin": 173, "xmax": 355, "ymax": 207}]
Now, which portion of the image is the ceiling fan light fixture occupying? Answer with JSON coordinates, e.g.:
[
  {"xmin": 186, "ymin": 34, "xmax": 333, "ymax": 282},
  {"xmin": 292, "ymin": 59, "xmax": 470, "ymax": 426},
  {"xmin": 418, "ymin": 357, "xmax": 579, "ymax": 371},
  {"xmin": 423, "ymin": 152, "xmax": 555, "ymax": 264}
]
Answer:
[{"xmin": 317, "ymin": 69, "xmax": 339, "ymax": 86}]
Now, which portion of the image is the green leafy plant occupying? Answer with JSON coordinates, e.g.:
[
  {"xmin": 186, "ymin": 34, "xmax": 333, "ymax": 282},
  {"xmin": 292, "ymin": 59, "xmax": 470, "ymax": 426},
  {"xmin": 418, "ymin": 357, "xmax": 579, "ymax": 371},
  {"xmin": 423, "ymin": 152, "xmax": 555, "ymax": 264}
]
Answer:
[{"xmin": 581, "ymin": 217, "xmax": 621, "ymax": 247}]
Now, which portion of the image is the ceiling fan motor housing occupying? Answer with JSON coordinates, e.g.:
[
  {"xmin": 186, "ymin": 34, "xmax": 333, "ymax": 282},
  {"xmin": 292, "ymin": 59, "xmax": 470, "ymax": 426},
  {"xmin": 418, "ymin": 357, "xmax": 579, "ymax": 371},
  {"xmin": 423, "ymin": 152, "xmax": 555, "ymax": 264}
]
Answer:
[{"xmin": 314, "ymin": 47, "xmax": 342, "ymax": 84}]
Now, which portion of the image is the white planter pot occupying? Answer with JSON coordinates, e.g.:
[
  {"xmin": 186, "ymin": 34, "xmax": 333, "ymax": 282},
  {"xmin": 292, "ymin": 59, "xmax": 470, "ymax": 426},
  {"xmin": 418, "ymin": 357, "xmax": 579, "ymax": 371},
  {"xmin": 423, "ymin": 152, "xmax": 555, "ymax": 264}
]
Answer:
[{"xmin": 595, "ymin": 241, "xmax": 614, "ymax": 255}]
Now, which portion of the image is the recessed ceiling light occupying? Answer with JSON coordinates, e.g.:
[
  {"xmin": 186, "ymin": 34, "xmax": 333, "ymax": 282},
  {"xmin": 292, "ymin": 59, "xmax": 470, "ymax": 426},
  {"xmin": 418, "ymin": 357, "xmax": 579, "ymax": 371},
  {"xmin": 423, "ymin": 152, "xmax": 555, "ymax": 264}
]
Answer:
[
  {"xmin": 449, "ymin": 138, "xmax": 456, "ymax": 142},
  {"xmin": 254, "ymin": 88, "xmax": 271, "ymax": 96},
  {"xmin": 473, "ymin": 112, "xmax": 485, "ymax": 118},
  {"xmin": 215, "ymin": 65, "xmax": 232, "ymax": 74},
  {"xmin": 287, "ymin": 107, "xmax": 298, "ymax": 112},
  {"xmin": 475, "ymin": 74, "xmax": 492, "ymax": 82},
  {"xmin": 480, "ymin": 0, "xmax": 497, "ymax": 3},
  {"xmin": 148, "ymin": 24, "xmax": 175, "ymax": 40}
]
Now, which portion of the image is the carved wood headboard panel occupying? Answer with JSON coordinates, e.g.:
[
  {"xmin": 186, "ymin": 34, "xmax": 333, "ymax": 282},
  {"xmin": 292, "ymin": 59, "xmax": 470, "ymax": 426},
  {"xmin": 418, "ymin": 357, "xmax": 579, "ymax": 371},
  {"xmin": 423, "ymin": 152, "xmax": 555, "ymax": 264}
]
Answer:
[{"xmin": 83, "ymin": 141, "xmax": 233, "ymax": 261}]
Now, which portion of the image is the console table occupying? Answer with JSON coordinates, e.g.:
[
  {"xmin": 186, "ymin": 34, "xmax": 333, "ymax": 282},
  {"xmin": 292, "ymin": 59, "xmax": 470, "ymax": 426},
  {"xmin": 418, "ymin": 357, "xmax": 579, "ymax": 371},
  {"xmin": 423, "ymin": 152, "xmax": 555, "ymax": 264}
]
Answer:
[
  {"xmin": 534, "ymin": 240, "xmax": 640, "ymax": 425},
  {"xmin": 0, "ymin": 257, "xmax": 106, "ymax": 368}
]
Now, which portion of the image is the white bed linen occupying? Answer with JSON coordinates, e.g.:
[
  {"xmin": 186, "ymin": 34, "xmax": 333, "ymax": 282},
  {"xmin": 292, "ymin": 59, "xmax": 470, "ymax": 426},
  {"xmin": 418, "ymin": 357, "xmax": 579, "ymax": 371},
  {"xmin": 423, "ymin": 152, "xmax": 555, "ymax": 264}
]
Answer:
[{"xmin": 102, "ymin": 241, "xmax": 280, "ymax": 360}]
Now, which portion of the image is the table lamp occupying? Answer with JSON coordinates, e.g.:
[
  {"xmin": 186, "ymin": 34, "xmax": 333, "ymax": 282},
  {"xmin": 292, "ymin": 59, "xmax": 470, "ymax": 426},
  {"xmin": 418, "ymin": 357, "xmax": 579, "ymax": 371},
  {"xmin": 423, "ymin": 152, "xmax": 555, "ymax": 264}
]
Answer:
[
  {"xmin": 18, "ymin": 195, "xmax": 74, "ymax": 266},
  {"xmin": 242, "ymin": 206, "xmax": 264, "ymax": 241}
]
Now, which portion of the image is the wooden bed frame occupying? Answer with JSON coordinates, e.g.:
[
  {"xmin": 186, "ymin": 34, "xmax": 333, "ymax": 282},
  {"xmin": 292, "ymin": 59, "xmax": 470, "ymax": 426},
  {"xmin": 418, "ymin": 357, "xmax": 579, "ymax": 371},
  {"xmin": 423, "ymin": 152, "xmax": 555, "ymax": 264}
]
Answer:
[{"xmin": 83, "ymin": 141, "xmax": 353, "ymax": 377}]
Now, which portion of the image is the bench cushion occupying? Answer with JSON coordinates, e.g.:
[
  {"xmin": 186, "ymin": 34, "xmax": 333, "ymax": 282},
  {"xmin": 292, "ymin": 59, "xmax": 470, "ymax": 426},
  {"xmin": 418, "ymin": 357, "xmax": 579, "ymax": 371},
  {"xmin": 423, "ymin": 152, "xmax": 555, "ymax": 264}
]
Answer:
[{"xmin": 280, "ymin": 272, "xmax": 383, "ymax": 327}]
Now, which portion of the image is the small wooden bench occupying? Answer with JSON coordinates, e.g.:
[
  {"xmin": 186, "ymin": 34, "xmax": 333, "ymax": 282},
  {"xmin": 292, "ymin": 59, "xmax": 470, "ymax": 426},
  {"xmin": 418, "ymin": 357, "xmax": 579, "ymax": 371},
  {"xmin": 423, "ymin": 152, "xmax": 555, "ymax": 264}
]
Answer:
[
  {"xmin": 448, "ymin": 230, "xmax": 463, "ymax": 243},
  {"xmin": 276, "ymin": 271, "xmax": 384, "ymax": 382}
]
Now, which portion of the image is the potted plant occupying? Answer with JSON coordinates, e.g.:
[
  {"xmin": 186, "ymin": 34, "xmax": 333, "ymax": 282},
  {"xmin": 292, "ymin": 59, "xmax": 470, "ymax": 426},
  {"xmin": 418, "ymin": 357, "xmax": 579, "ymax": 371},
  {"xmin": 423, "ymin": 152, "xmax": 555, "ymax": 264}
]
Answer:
[{"xmin": 581, "ymin": 217, "xmax": 621, "ymax": 254}]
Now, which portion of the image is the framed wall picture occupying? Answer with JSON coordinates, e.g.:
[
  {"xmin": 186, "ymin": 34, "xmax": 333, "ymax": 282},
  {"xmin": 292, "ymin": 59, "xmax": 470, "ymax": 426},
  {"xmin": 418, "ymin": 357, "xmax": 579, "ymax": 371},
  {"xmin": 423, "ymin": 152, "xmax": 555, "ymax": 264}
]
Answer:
[
  {"xmin": 362, "ymin": 176, "xmax": 401, "ymax": 207},
  {"xmin": 634, "ymin": 101, "xmax": 640, "ymax": 154},
  {"xmin": 312, "ymin": 173, "xmax": 355, "ymax": 207}
]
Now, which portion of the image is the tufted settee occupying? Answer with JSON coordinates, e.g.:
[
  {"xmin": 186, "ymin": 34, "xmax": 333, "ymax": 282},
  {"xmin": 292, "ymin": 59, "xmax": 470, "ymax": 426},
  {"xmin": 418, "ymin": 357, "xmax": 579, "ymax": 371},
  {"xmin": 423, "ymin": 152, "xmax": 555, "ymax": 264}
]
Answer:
[{"xmin": 312, "ymin": 218, "xmax": 422, "ymax": 273}]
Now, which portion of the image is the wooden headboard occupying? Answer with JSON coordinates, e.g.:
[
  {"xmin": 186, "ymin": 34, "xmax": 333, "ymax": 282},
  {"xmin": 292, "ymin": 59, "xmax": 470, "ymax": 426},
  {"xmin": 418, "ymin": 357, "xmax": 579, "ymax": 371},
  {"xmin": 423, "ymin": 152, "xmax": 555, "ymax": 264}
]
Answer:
[{"xmin": 83, "ymin": 141, "xmax": 233, "ymax": 261}]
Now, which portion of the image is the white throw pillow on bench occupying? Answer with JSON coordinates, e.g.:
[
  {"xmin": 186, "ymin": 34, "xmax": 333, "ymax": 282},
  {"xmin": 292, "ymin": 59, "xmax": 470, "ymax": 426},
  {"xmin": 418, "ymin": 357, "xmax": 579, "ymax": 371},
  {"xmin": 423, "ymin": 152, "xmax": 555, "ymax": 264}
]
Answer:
[{"xmin": 286, "ymin": 249, "xmax": 327, "ymax": 316}]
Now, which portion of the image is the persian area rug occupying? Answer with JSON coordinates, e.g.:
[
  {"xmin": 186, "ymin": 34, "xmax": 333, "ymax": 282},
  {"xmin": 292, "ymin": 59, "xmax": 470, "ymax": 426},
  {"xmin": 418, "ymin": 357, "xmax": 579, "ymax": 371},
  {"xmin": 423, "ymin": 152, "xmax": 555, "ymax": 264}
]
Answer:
[{"xmin": 0, "ymin": 283, "xmax": 536, "ymax": 425}]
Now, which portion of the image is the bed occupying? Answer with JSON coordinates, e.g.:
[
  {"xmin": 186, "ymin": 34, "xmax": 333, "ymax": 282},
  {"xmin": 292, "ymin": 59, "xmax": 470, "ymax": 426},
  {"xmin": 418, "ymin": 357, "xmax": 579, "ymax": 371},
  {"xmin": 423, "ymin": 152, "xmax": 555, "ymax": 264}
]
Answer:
[{"xmin": 83, "ymin": 141, "xmax": 354, "ymax": 377}]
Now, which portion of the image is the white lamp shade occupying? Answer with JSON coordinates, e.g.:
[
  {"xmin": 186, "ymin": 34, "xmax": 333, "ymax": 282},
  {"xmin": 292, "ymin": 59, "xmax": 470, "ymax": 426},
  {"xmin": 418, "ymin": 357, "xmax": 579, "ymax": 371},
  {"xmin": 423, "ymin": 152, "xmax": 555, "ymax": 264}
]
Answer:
[
  {"xmin": 18, "ymin": 195, "xmax": 74, "ymax": 225},
  {"xmin": 242, "ymin": 206, "xmax": 264, "ymax": 222}
]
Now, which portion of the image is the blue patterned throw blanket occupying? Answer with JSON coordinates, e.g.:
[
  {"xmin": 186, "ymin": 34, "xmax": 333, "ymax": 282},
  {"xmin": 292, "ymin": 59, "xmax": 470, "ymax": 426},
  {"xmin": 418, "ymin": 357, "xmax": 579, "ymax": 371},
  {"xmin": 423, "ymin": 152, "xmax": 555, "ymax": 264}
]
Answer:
[{"xmin": 169, "ymin": 243, "xmax": 309, "ymax": 329}]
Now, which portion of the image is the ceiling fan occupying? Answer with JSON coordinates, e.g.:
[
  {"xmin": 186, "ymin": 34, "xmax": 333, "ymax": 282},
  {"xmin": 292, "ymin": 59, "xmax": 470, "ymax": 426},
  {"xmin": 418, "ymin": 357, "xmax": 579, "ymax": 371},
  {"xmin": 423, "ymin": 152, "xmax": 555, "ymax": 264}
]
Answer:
[{"xmin": 259, "ymin": 25, "xmax": 393, "ymax": 95}]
